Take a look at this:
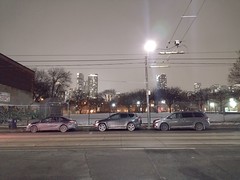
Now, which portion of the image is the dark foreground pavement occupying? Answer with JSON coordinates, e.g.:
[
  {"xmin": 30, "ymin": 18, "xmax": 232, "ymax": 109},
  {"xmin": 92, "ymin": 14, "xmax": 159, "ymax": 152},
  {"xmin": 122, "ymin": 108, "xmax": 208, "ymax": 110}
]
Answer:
[{"xmin": 0, "ymin": 131, "xmax": 240, "ymax": 180}]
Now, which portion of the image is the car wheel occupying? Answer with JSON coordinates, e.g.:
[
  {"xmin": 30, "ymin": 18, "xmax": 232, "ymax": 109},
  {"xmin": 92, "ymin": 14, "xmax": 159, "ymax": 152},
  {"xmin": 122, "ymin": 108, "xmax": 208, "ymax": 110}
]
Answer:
[
  {"xmin": 30, "ymin": 125, "xmax": 38, "ymax": 133},
  {"xmin": 59, "ymin": 125, "xmax": 68, "ymax": 133},
  {"xmin": 195, "ymin": 122, "xmax": 204, "ymax": 131},
  {"xmin": 98, "ymin": 123, "xmax": 107, "ymax": 132},
  {"xmin": 160, "ymin": 123, "xmax": 169, "ymax": 131},
  {"xmin": 127, "ymin": 123, "xmax": 136, "ymax": 131}
]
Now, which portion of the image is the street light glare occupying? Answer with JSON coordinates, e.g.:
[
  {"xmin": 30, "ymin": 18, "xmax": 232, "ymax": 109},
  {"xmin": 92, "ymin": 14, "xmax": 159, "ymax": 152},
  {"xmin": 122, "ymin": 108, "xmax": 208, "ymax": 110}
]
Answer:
[{"xmin": 144, "ymin": 40, "xmax": 157, "ymax": 52}]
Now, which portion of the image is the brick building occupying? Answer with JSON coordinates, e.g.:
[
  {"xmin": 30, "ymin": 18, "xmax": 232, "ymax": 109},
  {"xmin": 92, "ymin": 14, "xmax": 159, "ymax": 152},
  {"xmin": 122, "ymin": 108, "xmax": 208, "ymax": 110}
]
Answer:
[{"xmin": 0, "ymin": 53, "xmax": 35, "ymax": 105}]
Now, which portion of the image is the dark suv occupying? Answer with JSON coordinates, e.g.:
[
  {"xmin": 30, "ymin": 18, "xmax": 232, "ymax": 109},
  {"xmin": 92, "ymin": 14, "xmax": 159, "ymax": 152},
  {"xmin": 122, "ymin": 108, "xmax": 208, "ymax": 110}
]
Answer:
[
  {"xmin": 94, "ymin": 113, "xmax": 142, "ymax": 131},
  {"xmin": 153, "ymin": 111, "xmax": 210, "ymax": 131}
]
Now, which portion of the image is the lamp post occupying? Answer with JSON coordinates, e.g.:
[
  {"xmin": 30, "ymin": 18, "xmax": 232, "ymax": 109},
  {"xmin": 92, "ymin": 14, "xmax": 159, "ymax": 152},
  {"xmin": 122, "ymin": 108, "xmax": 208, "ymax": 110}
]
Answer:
[{"xmin": 144, "ymin": 40, "xmax": 157, "ymax": 129}]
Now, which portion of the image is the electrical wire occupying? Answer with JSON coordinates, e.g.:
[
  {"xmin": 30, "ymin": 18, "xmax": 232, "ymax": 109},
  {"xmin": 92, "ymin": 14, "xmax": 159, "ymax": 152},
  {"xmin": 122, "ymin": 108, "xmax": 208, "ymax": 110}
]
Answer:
[
  {"xmin": 166, "ymin": 0, "xmax": 193, "ymax": 48},
  {"xmin": 13, "ymin": 56, "xmax": 237, "ymax": 63},
  {"xmin": 181, "ymin": 0, "xmax": 206, "ymax": 41},
  {"xmin": 7, "ymin": 53, "xmax": 145, "ymax": 57}
]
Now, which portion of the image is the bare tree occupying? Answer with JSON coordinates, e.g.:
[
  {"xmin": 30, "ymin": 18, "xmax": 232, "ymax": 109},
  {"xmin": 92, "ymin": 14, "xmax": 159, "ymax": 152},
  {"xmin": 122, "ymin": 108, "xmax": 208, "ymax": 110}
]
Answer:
[
  {"xmin": 228, "ymin": 51, "xmax": 240, "ymax": 85},
  {"xmin": 33, "ymin": 68, "xmax": 72, "ymax": 102},
  {"xmin": 153, "ymin": 87, "xmax": 183, "ymax": 112},
  {"xmin": 48, "ymin": 68, "xmax": 72, "ymax": 98},
  {"xmin": 33, "ymin": 69, "xmax": 51, "ymax": 102}
]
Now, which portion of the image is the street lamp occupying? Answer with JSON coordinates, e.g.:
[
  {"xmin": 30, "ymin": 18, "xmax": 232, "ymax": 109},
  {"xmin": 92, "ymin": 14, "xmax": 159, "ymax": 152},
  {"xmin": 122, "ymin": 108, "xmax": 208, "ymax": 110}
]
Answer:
[
  {"xmin": 111, "ymin": 103, "xmax": 116, "ymax": 113},
  {"xmin": 136, "ymin": 101, "xmax": 141, "ymax": 112},
  {"xmin": 144, "ymin": 40, "xmax": 157, "ymax": 129}
]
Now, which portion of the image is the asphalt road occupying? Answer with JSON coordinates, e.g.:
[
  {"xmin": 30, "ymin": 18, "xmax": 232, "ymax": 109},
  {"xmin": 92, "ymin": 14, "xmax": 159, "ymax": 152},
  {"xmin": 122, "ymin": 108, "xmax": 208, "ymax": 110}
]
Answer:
[{"xmin": 0, "ymin": 129, "xmax": 240, "ymax": 180}]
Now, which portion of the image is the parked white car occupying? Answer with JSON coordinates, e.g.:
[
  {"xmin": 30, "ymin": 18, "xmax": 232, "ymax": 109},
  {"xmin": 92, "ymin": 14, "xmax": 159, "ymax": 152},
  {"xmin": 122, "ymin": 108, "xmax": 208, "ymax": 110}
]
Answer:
[
  {"xmin": 26, "ymin": 116, "xmax": 78, "ymax": 133},
  {"xmin": 153, "ymin": 111, "xmax": 210, "ymax": 131}
]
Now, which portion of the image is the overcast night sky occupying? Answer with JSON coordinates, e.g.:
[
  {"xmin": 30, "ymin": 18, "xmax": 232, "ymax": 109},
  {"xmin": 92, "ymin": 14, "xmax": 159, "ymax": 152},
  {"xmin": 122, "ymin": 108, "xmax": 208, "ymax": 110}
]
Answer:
[{"xmin": 1, "ymin": 0, "xmax": 240, "ymax": 93}]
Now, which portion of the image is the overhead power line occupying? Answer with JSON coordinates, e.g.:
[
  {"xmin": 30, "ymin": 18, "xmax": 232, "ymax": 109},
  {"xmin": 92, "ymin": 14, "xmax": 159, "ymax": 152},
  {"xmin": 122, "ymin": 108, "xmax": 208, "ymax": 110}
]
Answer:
[
  {"xmin": 7, "ymin": 50, "xmax": 237, "ymax": 57},
  {"xmin": 181, "ymin": 0, "xmax": 206, "ymax": 41},
  {"xmin": 14, "ymin": 57, "xmax": 237, "ymax": 63},
  {"xmin": 167, "ymin": 0, "xmax": 193, "ymax": 48},
  {"xmin": 14, "ymin": 61, "xmax": 233, "ymax": 68},
  {"xmin": 8, "ymin": 53, "xmax": 146, "ymax": 57}
]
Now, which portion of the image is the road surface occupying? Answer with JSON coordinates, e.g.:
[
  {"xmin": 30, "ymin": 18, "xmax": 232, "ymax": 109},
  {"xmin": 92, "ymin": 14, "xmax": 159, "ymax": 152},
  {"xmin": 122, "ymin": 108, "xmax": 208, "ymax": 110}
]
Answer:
[{"xmin": 0, "ymin": 129, "xmax": 240, "ymax": 180}]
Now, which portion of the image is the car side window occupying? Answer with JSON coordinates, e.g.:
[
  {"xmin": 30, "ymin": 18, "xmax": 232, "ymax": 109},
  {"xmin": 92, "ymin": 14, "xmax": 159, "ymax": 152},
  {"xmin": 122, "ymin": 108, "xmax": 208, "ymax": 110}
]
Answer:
[
  {"xmin": 49, "ymin": 118, "xmax": 56, "ymax": 123},
  {"xmin": 193, "ymin": 112, "xmax": 204, "ymax": 117},
  {"xmin": 110, "ymin": 114, "xmax": 120, "ymax": 120},
  {"xmin": 120, "ymin": 114, "xmax": 128, "ymax": 118},
  {"xmin": 58, "ymin": 117, "xmax": 68, "ymax": 122},
  {"xmin": 168, "ymin": 113, "xmax": 177, "ymax": 119},
  {"xmin": 176, "ymin": 113, "xmax": 182, "ymax": 118},
  {"xmin": 42, "ymin": 118, "xmax": 52, "ymax": 123},
  {"xmin": 182, "ymin": 112, "xmax": 193, "ymax": 118},
  {"xmin": 129, "ymin": 114, "xmax": 134, "ymax": 118}
]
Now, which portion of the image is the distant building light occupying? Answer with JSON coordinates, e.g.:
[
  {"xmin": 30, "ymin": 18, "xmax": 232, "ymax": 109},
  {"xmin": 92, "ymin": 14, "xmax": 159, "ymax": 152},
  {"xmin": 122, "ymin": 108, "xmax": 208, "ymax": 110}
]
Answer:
[
  {"xmin": 150, "ymin": 65, "xmax": 169, "ymax": 68},
  {"xmin": 182, "ymin": 15, "xmax": 197, "ymax": 18},
  {"xmin": 89, "ymin": 74, "xmax": 98, "ymax": 77},
  {"xmin": 159, "ymin": 51, "xmax": 185, "ymax": 55}
]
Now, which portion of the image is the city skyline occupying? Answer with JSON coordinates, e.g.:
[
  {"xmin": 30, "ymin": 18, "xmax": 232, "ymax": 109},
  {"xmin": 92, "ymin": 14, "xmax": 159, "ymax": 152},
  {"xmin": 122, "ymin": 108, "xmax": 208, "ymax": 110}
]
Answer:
[
  {"xmin": 1, "ymin": 0, "xmax": 240, "ymax": 93},
  {"xmin": 76, "ymin": 73, "xmax": 98, "ymax": 98}
]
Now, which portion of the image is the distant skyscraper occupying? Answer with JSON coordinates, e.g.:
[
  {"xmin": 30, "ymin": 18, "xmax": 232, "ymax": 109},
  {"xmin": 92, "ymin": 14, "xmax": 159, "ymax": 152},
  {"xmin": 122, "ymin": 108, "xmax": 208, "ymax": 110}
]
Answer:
[
  {"xmin": 88, "ymin": 74, "xmax": 98, "ymax": 98},
  {"xmin": 156, "ymin": 74, "xmax": 167, "ymax": 89},
  {"xmin": 76, "ymin": 73, "xmax": 85, "ymax": 91},
  {"xmin": 194, "ymin": 82, "xmax": 201, "ymax": 92}
]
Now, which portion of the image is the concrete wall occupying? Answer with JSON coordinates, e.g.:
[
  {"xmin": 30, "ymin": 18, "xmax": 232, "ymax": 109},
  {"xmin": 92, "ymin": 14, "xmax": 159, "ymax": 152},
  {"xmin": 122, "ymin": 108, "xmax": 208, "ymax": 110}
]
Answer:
[{"xmin": 65, "ymin": 112, "xmax": 240, "ymax": 125}]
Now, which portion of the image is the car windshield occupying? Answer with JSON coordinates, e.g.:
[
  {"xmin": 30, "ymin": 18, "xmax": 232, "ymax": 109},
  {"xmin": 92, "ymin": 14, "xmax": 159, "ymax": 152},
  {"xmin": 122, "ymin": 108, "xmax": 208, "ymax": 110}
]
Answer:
[{"xmin": 109, "ymin": 114, "xmax": 120, "ymax": 120}]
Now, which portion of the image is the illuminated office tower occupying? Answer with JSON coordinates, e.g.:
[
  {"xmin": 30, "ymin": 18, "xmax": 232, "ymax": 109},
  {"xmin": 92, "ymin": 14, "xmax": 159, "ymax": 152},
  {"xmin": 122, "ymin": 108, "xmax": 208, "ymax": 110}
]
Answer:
[
  {"xmin": 194, "ymin": 82, "xmax": 201, "ymax": 92},
  {"xmin": 156, "ymin": 74, "xmax": 167, "ymax": 89},
  {"xmin": 88, "ymin": 74, "xmax": 98, "ymax": 98},
  {"xmin": 76, "ymin": 73, "xmax": 85, "ymax": 91}
]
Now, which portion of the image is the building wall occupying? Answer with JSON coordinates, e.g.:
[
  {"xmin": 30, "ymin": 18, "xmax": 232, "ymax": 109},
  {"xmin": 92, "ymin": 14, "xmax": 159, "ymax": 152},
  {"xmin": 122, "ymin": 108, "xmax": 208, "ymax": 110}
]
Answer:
[
  {"xmin": 0, "ymin": 84, "xmax": 33, "ymax": 105},
  {"xmin": 0, "ymin": 54, "xmax": 34, "ymax": 93},
  {"xmin": 0, "ymin": 53, "xmax": 34, "ymax": 105}
]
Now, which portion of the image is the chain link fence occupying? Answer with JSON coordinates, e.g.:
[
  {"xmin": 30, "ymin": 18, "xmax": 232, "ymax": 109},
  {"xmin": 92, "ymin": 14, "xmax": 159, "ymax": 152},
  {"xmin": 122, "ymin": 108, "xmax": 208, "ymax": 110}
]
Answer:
[{"xmin": 0, "ymin": 103, "xmax": 63, "ymax": 125}]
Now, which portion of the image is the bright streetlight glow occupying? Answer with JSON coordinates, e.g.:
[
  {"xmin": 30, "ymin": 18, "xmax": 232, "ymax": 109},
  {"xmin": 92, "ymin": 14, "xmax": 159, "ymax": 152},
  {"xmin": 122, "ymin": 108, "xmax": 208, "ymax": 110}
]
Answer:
[
  {"xmin": 229, "ymin": 98, "xmax": 237, "ymax": 108},
  {"xmin": 144, "ymin": 40, "xmax": 157, "ymax": 52},
  {"xmin": 137, "ymin": 101, "xmax": 140, "ymax": 106}
]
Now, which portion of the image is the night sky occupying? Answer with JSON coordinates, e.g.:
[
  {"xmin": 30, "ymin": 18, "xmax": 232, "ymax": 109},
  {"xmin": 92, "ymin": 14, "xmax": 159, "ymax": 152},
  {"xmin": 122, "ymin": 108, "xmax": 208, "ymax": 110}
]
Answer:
[{"xmin": 1, "ymin": 0, "xmax": 240, "ymax": 93}]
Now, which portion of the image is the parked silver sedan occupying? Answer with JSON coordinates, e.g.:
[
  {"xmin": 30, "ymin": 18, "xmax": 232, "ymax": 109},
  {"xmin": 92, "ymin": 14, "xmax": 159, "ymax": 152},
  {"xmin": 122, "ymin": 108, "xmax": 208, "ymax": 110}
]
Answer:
[
  {"xmin": 26, "ymin": 116, "xmax": 78, "ymax": 133},
  {"xmin": 153, "ymin": 111, "xmax": 210, "ymax": 131},
  {"xmin": 94, "ymin": 113, "xmax": 142, "ymax": 131}
]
